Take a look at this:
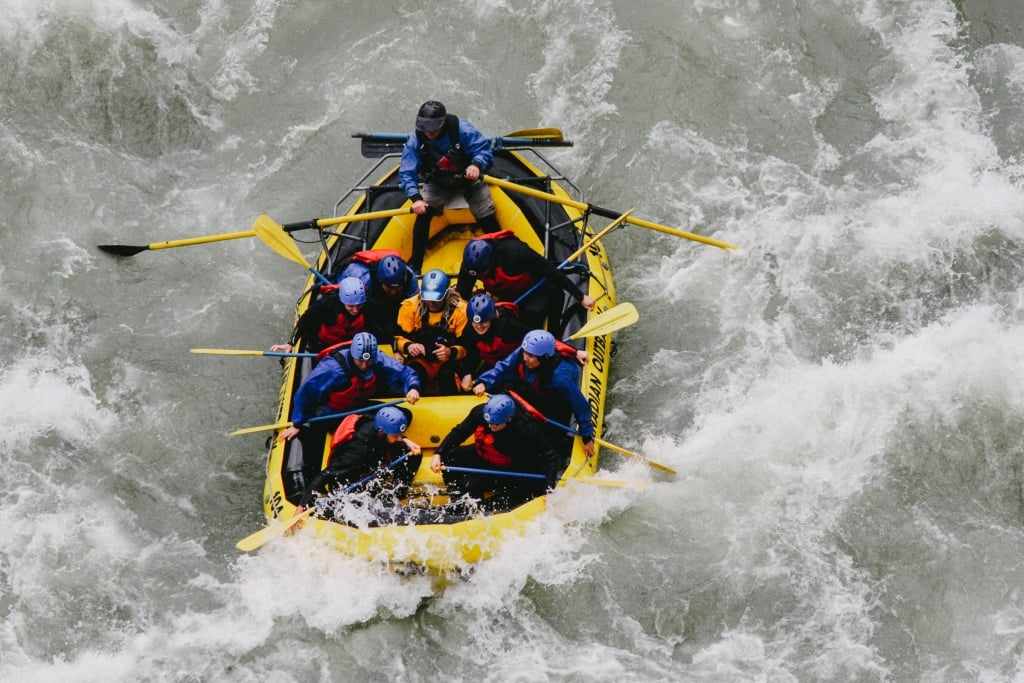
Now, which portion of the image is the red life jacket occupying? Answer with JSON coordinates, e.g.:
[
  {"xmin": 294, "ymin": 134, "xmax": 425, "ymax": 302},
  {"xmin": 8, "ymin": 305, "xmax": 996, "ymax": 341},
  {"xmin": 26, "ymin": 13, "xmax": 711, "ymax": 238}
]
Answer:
[
  {"xmin": 318, "ymin": 308, "xmax": 367, "ymax": 347},
  {"xmin": 352, "ymin": 248, "xmax": 401, "ymax": 267},
  {"xmin": 474, "ymin": 231, "xmax": 538, "ymax": 300},
  {"xmin": 475, "ymin": 324, "xmax": 521, "ymax": 366},
  {"xmin": 324, "ymin": 352, "xmax": 378, "ymax": 412},
  {"xmin": 328, "ymin": 413, "xmax": 362, "ymax": 451},
  {"xmin": 316, "ymin": 340, "xmax": 351, "ymax": 363},
  {"xmin": 473, "ymin": 424, "xmax": 512, "ymax": 467}
]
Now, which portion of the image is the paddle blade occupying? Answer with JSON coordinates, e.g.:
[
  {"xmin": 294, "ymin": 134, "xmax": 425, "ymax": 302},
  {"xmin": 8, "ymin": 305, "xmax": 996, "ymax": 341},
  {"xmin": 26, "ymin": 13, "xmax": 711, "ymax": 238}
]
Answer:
[
  {"xmin": 253, "ymin": 215, "xmax": 312, "ymax": 268},
  {"xmin": 230, "ymin": 421, "xmax": 291, "ymax": 436},
  {"xmin": 98, "ymin": 243, "xmax": 149, "ymax": 256},
  {"xmin": 504, "ymin": 127, "xmax": 564, "ymax": 140},
  {"xmin": 236, "ymin": 508, "xmax": 315, "ymax": 552},
  {"xmin": 569, "ymin": 302, "xmax": 639, "ymax": 339}
]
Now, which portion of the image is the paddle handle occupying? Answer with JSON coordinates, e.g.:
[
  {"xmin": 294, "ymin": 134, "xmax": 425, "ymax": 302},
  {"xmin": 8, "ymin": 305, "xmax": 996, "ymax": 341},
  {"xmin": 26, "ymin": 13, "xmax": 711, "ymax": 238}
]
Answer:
[
  {"xmin": 352, "ymin": 132, "xmax": 572, "ymax": 147},
  {"xmin": 508, "ymin": 391, "xmax": 677, "ymax": 475},
  {"xmin": 483, "ymin": 175, "xmax": 736, "ymax": 250},
  {"xmin": 512, "ymin": 209, "xmax": 634, "ymax": 306},
  {"xmin": 149, "ymin": 230, "xmax": 256, "ymax": 250},
  {"xmin": 443, "ymin": 465, "xmax": 546, "ymax": 480},
  {"xmin": 281, "ymin": 207, "xmax": 414, "ymax": 233}
]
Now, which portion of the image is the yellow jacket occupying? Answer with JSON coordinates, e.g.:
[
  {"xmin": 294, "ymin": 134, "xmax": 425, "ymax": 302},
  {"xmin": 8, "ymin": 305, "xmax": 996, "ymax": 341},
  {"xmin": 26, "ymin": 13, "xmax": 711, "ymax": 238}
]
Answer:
[{"xmin": 394, "ymin": 294, "xmax": 469, "ymax": 361}]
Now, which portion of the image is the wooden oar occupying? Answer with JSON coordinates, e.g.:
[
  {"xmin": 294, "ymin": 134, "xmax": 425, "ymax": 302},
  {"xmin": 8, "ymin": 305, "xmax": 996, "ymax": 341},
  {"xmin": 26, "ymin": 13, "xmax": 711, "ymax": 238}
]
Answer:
[
  {"xmin": 97, "ymin": 207, "xmax": 412, "ymax": 257},
  {"xmin": 566, "ymin": 302, "xmax": 639, "ymax": 340},
  {"xmin": 508, "ymin": 390, "xmax": 677, "ymax": 475},
  {"xmin": 483, "ymin": 175, "xmax": 737, "ymax": 250},
  {"xmin": 190, "ymin": 348, "xmax": 318, "ymax": 359},
  {"xmin": 513, "ymin": 209, "xmax": 634, "ymax": 306},
  {"xmin": 236, "ymin": 454, "xmax": 411, "ymax": 552},
  {"xmin": 230, "ymin": 398, "xmax": 405, "ymax": 436},
  {"xmin": 252, "ymin": 215, "xmax": 331, "ymax": 285}
]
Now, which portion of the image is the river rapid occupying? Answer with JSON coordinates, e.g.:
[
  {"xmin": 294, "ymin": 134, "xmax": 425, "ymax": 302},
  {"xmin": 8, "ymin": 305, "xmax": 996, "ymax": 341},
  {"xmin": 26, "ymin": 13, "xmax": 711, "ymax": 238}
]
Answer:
[{"xmin": 3, "ymin": 0, "xmax": 1024, "ymax": 681}]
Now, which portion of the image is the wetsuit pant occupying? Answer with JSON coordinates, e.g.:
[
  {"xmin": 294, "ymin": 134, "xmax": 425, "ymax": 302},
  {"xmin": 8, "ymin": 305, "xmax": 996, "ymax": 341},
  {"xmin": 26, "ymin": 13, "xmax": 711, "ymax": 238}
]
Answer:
[{"xmin": 411, "ymin": 180, "xmax": 499, "ymax": 270}]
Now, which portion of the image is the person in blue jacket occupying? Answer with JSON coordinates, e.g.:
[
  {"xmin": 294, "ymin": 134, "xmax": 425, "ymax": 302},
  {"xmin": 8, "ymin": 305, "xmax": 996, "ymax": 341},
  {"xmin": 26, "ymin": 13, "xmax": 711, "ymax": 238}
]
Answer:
[
  {"xmin": 278, "ymin": 332, "xmax": 421, "ymax": 443},
  {"xmin": 471, "ymin": 329, "xmax": 594, "ymax": 458},
  {"xmin": 398, "ymin": 100, "xmax": 500, "ymax": 272}
]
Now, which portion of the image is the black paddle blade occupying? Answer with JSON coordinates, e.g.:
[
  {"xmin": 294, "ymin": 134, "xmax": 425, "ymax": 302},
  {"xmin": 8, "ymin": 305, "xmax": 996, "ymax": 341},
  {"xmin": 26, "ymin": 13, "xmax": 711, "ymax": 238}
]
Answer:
[
  {"xmin": 357, "ymin": 136, "xmax": 405, "ymax": 159},
  {"xmin": 98, "ymin": 244, "xmax": 149, "ymax": 256}
]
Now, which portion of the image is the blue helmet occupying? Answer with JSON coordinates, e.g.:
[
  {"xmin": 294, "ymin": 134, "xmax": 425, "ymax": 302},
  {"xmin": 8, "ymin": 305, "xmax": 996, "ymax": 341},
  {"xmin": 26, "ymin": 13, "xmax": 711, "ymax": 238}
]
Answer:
[
  {"xmin": 349, "ymin": 332, "xmax": 377, "ymax": 362},
  {"xmin": 483, "ymin": 394, "xmax": 516, "ymax": 425},
  {"xmin": 338, "ymin": 276, "xmax": 367, "ymax": 306},
  {"xmin": 374, "ymin": 406, "xmax": 409, "ymax": 435},
  {"xmin": 421, "ymin": 269, "xmax": 449, "ymax": 302},
  {"xmin": 338, "ymin": 261, "xmax": 372, "ymax": 294},
  {"xmin": 467, "ymin": 293, "xmax": 496, "ymax": 324},
  {"xmin": 377, "ymin": 255, "xmax": 408, "ymax": 287},
  {"xmin": 462, "ymin": 239, "xmax": 495, "ymax": 276},
  {"xmin": 521, "ymin": 329, "xmax": 556, "ymax": 357}
]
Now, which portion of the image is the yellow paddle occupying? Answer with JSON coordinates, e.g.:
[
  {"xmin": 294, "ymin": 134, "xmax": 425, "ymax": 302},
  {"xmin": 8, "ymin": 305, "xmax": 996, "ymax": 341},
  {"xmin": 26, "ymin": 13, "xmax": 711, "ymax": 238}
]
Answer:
[
  {"xmin": 190, "ymin": 348, "xmax": 317, "ymax": 358},
  {"xmin": 567, "ymin": 303, "xmax": 639, "ymax": 340},
  {"xmin": 252, "ymin": 215, "xmax": 332, "ymax": 285},
  {"xmin": 483, "ymin": 175, "xmax": 737, "ymax": 250},
  {"xmin": 573, "ymin": 477, "xmax": 649, "ymax": 489},
  {"xmin": 236, "ymin": 507, "xmax": 315, "ymax": 552},
  {"xmin": 508, "ymin": 390, "xmax": 677, "ymax": 476},
  {"xmin": 513, "ymin": 209, "xmax": 634, "ymax": 306},
  {"xmin": 98, "ymin": 230, "xmax": 257, "ymax": 256},
  {"xmin": 504, "ymin": 127, "xmax": 564, "ymax": 140},
  {"xmin": 591, "ymin": 437, "xmax": 677, "ymax": 475},
  {"xmin": 236, "ymin": 453, "xmax": 412, "ymax": 552},
  {"xmin": 230, "ymin": 398, "xmax": 405, "ymax": 437},
  {"xmin": 97, "ymin": 207, "xmax": 413, "ymax": 257}
]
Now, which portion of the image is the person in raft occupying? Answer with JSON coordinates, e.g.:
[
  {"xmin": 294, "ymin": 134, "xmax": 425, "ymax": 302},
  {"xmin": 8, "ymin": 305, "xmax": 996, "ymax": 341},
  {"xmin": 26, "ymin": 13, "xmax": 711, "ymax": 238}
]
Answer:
[
  {"xmin": 431, "ymin": 393, "xmax": 562, "ymax": 507},
  {"xmin": 472, "ymin": 329, "xmax": 595, "ymax": 458},
  {"xmin": 271, "ymin": 276, "xmax": 369, "ymax": 355},
  {"xmin": 455, "ymin": 233, "xmax": 595, "ymax": 329},
  {"xmin": 393, "ymin": 269, "xmax": 469, "ymax": 395},
  {"xmin": 295, "ymin": 405, "xmax": 421, "ymax": 509},
  {"xmin": 337, "ymin": 252, "xmax": 420, "ymax": 342},
  {"xmin": 456, "ymin": 293, "xmax": 587, "ymax": 392},
  {"xmin": 278, "ymin": 332, "xmax": 421, "ymax": 443},
  {"xmin": 398, "ymin": 100, "xmax": 500, "ymax": 272}
]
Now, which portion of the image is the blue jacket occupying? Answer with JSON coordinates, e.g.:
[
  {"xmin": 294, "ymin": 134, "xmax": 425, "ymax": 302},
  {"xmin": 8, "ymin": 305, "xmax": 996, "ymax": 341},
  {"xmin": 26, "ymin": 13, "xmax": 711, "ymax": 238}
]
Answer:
[
  {"xmin": 289, "ymin": 350, "xmax": 420, "ymax": 425},
  {"xmin": 398, "ymin": 117, "xmax": 494, "ymax": 200},
  {"xmin": 475, "ymin": 349, "xmax": 594, "ymax": 441}
]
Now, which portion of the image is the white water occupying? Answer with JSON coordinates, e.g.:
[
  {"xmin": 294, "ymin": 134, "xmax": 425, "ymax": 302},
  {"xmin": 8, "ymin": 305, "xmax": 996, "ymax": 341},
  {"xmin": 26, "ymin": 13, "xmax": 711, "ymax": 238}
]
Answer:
[{"xmin": 2, "ymin": 0, "xmax": 1024, "ymax": 680}]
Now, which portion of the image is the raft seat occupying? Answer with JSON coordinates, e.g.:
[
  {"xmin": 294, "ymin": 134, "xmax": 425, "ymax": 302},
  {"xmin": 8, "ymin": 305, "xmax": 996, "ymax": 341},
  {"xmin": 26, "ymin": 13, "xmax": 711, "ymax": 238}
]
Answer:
[{"xmin": 370, "ymin": 186, "xmax": 539, "ymax": 274}]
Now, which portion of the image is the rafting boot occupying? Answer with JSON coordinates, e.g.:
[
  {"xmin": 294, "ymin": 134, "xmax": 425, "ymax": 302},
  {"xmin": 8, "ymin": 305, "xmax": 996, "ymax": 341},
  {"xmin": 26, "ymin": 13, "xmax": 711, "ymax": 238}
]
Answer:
[
  {"xmin": 476, "ymin": 212, "xmax": 501, "ymax": 234},
  {"xmin": 409, "ymin": 211, "xmax": 433, "ymax": 274}
]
